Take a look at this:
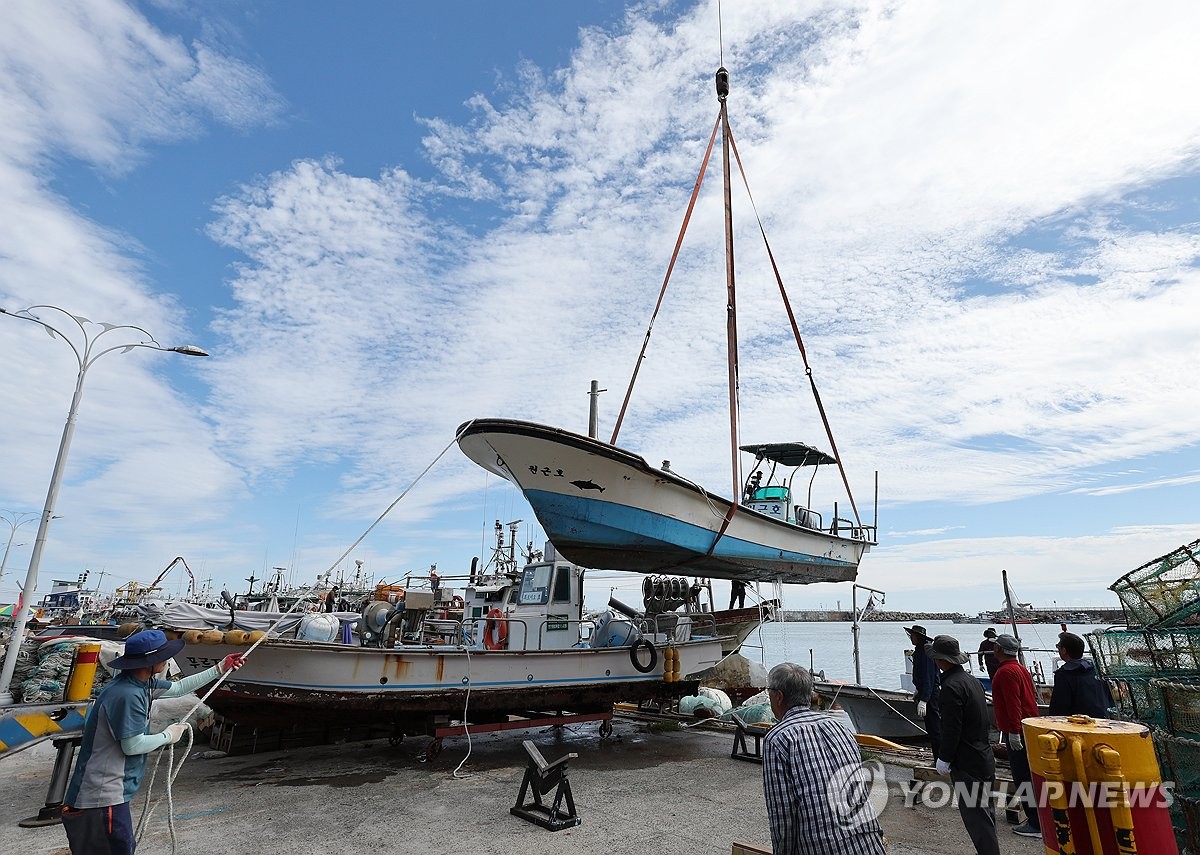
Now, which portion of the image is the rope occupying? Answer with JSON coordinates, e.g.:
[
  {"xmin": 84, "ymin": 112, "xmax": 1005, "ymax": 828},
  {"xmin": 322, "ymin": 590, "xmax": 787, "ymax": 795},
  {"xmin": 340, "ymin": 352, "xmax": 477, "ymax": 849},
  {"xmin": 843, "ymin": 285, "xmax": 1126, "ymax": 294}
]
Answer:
[
  {"xmin": 725, "ymin": 127, "xmax": 864, "ymax": 529},
  {"xmin": 864, "ymin": 684, "xmax": 928, "ymax": 735},
  {"xmin": 610, "ymin": 113, "xmax": 721, "ymax": 444},
  {"xmin": 137, "ymin": 424, "xmax": 472, "ymax": 846},
  {"xmin": 451, "ymin": 646, "xmax": 474, "ymax": 778}
]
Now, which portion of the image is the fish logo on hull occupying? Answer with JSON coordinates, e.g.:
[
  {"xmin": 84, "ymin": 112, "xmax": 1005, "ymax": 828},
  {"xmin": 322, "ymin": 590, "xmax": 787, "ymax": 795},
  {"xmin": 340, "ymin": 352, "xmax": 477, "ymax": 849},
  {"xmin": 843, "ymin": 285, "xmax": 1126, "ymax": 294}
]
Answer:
[{"xmin": 570, "ymin": 479, "xmax": 605, "ymax": 492}]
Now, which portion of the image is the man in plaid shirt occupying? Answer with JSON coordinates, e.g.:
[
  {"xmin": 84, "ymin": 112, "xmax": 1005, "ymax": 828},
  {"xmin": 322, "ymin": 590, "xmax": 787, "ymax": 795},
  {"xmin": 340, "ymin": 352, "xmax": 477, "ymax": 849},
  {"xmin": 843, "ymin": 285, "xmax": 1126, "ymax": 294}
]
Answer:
[{"xmin": 762, "ymin": 663, "xmax": 887, "ymax": 855}]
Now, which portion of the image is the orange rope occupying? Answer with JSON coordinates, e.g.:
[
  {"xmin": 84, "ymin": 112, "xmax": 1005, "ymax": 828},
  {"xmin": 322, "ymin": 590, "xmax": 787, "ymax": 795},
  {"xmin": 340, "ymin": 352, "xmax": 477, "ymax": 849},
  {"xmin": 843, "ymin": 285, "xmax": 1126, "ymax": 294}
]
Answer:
[
  {"xmin": 610, "ymin": 112, "xmax": 722, "ymax": 445},
  {"xmin": 726, "ymin": 126, "xmax": 863, "ymax": 528}
]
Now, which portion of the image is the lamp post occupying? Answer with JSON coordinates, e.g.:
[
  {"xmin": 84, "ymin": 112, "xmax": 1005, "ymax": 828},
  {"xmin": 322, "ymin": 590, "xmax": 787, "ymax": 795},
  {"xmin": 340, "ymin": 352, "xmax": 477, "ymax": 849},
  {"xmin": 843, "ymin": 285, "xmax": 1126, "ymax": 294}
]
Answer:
[
  {"xmin": 0, "ymin": 305, "xmax": 208, "ymax": 704},
  {"xmin": 0, "ymin": 511, "xmax": 37, "ymax": 585}
]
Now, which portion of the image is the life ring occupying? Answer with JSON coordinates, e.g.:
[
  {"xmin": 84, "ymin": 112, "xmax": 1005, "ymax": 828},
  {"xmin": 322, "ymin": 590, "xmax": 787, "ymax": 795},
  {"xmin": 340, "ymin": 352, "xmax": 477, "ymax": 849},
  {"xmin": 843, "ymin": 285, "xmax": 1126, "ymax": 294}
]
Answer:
[
  {"xmin": 450, "ymin": 595, "xmax": 465, "ymax": 609},
  {"xmin": 630, "ymin": 638, "xmax": 657, "ymax": 673},
  {"xmin": 484, "ymin": 608, "xmax": 508, "ymax": 650}
]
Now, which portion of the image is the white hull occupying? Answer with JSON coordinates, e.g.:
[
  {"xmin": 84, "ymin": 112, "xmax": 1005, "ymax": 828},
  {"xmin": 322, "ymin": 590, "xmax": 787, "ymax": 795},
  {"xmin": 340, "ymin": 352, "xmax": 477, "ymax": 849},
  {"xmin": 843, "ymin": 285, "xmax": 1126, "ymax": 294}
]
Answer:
[{"xmin": 458, "ymin": 419, "xmax": 869, "ymax": 583}]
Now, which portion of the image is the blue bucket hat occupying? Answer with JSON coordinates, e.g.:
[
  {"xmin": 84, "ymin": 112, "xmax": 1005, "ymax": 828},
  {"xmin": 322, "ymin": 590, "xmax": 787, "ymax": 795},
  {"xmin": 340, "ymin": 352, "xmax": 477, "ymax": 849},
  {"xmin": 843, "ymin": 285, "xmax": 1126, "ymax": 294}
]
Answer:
[{"xmin": 107, "ymin": 629, "xmax": 185, "ymax": 671}]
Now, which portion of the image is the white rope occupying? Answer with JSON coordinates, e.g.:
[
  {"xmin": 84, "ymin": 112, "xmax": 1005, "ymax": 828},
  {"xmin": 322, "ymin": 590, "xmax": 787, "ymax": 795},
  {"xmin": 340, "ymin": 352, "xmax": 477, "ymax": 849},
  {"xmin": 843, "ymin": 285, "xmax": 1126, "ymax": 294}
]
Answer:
[
  {"xmin": 137, "ymin": 425, "xmax": 471, "ymax": 846},
  {"xmin": 450, "ymin": 645, "xmax": 474, "ymax": 778}
]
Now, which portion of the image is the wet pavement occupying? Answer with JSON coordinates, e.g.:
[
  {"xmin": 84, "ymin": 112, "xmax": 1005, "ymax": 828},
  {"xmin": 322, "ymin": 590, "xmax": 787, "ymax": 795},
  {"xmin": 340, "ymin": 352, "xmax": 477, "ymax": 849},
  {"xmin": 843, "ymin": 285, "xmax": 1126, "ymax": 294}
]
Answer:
[{"xmin": 0, "ymin": 720, "xmax": 1045, "ymax": 854}]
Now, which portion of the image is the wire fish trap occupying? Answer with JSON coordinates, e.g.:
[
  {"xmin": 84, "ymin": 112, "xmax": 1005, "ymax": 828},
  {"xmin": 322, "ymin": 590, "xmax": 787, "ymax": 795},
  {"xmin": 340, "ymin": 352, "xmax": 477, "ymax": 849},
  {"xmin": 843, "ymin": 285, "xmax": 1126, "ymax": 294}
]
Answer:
[
  {"xmin": 1173, "ymin": 794, "xmax": 1200, "ymax": 855},
  {"xmin": 1087, "ymin": 629, "xmax": 1158, "ymax": 677},
  {"xmin": 1154, "ymin": 677, "xmax": 1200, "ymax": 741},
  {"xmin": 1146, "ymin": 628, "xmax": 1200, "ymax": 675},
  {"xmin": 1154, "ymin": 731, "xmax": 1200, "ymax": 800},
  {"xmin": 1110, "ymin": 538, "xmax": 1200, "ymax": 629},
  {"xmin": 1106, "ymin": 675, "xmax": 1168, "ymax": 728}
]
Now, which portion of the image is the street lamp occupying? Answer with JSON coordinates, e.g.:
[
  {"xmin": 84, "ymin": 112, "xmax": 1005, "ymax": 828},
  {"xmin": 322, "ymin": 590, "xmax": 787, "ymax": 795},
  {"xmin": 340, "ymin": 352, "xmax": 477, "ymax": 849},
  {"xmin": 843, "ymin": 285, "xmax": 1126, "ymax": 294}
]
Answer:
[
  {"xmin": 0, "ymin": 511, "xmax": 37, "ymax": 585},
  {"xmin": 0, "ymin": 305, "xmax": 208, "ymax": 704}
]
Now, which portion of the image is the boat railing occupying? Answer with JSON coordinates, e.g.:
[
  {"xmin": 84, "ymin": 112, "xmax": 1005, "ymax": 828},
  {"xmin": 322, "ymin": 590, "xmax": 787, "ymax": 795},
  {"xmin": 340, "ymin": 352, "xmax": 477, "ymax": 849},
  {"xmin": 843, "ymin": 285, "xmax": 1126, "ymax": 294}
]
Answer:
[
  {"xmin": 642, "ymin": 612, "xmax": 718, "ymax": 641},
  {"xmin": 536, "ymin": 618, "xmax": 599, "ymax": 649}
]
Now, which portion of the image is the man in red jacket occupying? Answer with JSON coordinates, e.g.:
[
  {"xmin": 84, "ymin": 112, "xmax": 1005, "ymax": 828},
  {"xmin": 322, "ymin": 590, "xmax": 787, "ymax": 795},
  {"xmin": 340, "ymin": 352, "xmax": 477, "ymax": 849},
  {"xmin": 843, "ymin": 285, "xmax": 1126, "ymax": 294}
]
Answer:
[{"xmin": 991, "ymin": 634, "xmax": 1040, "ymax": 838}]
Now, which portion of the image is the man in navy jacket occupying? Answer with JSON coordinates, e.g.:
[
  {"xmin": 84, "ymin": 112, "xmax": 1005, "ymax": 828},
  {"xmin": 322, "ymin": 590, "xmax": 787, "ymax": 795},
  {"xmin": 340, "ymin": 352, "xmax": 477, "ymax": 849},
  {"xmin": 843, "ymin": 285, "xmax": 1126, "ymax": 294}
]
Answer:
[
  {"xmin": 1048, "ymin": 631, "xmax": 1113, "ymax": 718},
  {"xmin": 906, "ymin": 624, "xmax": 941, "ymax": 757}
]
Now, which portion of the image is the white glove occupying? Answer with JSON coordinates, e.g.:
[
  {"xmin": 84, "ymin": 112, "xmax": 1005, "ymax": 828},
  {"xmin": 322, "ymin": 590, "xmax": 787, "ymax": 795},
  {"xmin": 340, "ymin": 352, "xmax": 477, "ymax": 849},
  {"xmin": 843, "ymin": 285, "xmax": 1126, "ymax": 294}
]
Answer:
[
  {"xmin": 935, "ymin": 758, "xmax": 951, "ymax": 775},
  {"xmin": 162, "ymin": 723, "xmax": 189, "ymax": 745},
  {"xmin": 1009, "ymin": 731, "xmax": 1024, "ymax": 751},
  {"xmin": 916, "ymin": 701, "xmax": 927, "ymax": 718}
]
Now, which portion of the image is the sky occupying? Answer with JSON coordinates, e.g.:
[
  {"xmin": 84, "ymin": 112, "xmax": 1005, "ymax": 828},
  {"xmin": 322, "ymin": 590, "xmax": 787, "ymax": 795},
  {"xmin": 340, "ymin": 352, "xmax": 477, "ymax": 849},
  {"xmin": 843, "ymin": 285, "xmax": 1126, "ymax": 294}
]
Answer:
[{"xmin": 3, "ymin": 0, "xmax": 1200, "ymax": 615}]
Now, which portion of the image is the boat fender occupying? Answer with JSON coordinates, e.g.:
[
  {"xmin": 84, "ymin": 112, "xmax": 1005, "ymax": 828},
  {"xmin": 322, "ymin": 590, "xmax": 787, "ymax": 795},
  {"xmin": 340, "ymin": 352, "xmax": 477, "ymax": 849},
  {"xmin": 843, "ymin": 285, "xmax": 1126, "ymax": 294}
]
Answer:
[
  {"xmin": 484, "ymin": 608, "xmax": 508, "ymax": 650},
  {"xmin": 630, "ymin": 638, "xmax": 658, "ymax": 673}
]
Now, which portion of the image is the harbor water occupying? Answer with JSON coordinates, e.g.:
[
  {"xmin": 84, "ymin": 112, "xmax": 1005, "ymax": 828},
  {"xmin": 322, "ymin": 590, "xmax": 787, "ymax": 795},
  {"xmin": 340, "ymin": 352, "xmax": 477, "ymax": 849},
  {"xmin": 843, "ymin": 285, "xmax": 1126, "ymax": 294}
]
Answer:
[{"xmin": 742, "ymin": 620, "xmax": 1113, "ymax": 688}]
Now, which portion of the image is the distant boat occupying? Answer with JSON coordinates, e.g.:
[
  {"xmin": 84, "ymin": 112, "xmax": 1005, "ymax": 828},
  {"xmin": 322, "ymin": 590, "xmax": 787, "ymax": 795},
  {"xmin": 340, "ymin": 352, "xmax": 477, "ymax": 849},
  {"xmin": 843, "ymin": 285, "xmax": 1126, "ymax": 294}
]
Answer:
[{"xmin": 457, "ymin": 65, "xmax": 874, "ymax": 585}]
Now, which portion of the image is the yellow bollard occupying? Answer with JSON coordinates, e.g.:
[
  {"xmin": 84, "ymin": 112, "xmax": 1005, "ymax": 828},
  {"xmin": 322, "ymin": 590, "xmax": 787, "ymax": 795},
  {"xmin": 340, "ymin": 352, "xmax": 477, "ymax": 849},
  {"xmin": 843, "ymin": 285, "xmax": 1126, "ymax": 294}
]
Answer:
[
  {"xmin": 1023, "ymin": 715, "xmax": 1177, "ymax": 855},
  {"xmin": 64, "ymin": 643, "xmax": 101, "ymax": 701}
]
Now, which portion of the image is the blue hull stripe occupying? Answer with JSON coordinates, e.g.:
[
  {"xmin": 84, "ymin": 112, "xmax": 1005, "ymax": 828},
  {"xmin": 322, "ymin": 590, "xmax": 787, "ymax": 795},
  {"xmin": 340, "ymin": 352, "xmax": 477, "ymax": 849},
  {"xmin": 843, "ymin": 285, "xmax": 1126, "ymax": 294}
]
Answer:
[{"xmin": 525, "ymin": 489, "xmax": 854, "ymax": 568}]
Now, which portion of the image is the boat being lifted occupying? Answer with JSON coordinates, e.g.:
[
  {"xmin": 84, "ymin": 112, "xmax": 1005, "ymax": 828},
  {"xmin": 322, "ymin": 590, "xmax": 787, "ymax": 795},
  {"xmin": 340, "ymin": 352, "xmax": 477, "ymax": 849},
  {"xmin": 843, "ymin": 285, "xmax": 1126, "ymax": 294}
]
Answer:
[{"xmin": 457, "ymin": 420, "xmax": 874, "ymax": 584}]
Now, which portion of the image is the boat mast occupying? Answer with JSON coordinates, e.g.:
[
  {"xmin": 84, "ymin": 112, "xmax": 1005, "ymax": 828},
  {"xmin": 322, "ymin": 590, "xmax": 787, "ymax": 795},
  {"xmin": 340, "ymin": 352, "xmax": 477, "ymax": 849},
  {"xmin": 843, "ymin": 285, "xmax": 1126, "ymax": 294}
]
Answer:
[
  {"xmin": 1002, "ymin": 568, "xmax": 1026, "ymax": 666},
  {"xmin": 716, "ymin": 66, "xmax": 741, "ymax": 502}
]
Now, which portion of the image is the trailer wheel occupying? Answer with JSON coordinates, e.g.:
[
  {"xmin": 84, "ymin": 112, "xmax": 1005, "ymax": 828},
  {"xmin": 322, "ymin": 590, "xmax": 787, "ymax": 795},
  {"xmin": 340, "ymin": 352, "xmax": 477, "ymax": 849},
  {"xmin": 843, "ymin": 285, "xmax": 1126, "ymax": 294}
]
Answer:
[{"xmin": 598, "ymin": 718, "xmax": 614, "ymax": 739}]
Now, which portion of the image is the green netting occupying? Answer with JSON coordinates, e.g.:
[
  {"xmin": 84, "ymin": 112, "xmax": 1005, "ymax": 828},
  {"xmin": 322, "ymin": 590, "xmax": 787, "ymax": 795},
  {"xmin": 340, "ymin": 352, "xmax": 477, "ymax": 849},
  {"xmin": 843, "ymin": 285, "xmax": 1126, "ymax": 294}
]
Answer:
[
  {"xmin": 1156, "ymin": 732, "xmax": 1200, "ymax": 799},
  {"xmin": 1154, "ymin": 678, "xmax": 1200, "ymax": 741},
  {"xmin": 1087, "ymin": 629, "xmax": 1156, "ymax": 677},
  {"xmin": 1172, "ymin": 794, "xmax": 1200, "ymax": 855},
  {"xmin": 1110, "ymin": 538, "xmax": 1200, "ymax": 629},
  {"xmin": 1107, "ymin": 676, "xmax": 1167, "ymax": 728},
  {"xmin": 1146, "ymin": 628, "xmax": 1200, "ymax": 674}
]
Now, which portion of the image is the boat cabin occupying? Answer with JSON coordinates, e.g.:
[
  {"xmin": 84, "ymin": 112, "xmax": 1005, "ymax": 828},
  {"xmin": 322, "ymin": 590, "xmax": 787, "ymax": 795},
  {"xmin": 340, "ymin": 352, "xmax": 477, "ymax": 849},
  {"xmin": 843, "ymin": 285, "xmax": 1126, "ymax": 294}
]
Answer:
[
  {"xmin": 462, "ymin": 541, "xmax": 586, "ymax": 651},
  {"xmin": 739, "ymin": 441, "xmax": 838, "ymax": 531}
]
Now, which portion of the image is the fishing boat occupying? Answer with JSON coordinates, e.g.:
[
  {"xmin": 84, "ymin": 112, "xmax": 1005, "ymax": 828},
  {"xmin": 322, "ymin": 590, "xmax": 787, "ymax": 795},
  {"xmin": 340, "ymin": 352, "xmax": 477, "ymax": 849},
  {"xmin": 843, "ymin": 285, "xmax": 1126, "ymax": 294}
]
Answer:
[
  {"xmin": 456, "ymin": 66, "xmax": 875, "ymax": 584},
  {"xmin": 162, "ymin": 536, "xmax": 725, "ymax": 737}
]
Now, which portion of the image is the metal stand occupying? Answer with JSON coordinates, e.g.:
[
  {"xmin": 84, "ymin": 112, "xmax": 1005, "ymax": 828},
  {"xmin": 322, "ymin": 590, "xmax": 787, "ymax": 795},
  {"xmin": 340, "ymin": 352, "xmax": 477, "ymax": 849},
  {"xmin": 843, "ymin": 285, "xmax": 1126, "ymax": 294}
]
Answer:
[
  {"xmin": 730, "ymin": 712, "xmax": 767, "ymax": 763},
  {"xmin": 19, "ymin": 736, "xmax": 81, "ymax": 827},
  {"xmin": 510, "ymin": 740, "xmax": 581, "ymax": 831}
]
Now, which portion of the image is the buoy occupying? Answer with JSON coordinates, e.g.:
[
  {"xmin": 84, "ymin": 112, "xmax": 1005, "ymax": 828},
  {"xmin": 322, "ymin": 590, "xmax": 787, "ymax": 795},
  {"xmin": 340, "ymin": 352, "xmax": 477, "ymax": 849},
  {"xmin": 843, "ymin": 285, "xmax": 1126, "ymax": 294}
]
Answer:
[
  {"xmin": 183, "ymin": 630, "xmax": 204, "ymax": 644},
  {"xmin": 117, "ymin": 622, "xmax": 141, "ymax": 639},
  {"xmin": 200, "ymin": 630, "xmax": 225, "ymax": 644},
  {"xmin": 224, "ymin": 630, "xmax": 249, "ymax": 645},
  {"xmin": 247, "ymin": 630, "xmax": 266, "ymax": 643}
]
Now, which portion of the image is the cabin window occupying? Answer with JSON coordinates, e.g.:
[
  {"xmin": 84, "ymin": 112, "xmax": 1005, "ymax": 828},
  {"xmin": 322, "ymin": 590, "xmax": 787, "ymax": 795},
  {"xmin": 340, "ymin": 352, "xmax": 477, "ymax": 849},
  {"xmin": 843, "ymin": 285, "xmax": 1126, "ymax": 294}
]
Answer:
[
  {"xmin": 551, "ymin": 566, "xmax": 571, "ymax": 603},
  {"xmin": 518, "ymin": 564, "xmax": 552, "ymax": 605}
]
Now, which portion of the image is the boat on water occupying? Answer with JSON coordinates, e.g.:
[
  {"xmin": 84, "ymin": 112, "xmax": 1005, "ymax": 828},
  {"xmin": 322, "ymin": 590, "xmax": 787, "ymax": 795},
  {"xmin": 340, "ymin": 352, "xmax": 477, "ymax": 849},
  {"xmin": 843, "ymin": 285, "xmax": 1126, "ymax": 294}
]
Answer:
[
  {"xmin": 456, "ymin": 68, "xmax": 875, "ymax": 585},
  {"xmin": 162, "ymin": 538, "xmax": 725, "ymax": 734}
]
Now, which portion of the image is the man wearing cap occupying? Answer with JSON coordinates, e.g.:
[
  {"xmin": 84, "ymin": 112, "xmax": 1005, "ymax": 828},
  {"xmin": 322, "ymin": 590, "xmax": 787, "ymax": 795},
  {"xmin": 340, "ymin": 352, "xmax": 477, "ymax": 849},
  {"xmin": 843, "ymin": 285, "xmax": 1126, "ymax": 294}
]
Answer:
[
  {"xmin": 905, "ymin": 625, "xmax": 941, "ymax": 758},
  {"xmin": 976, "ymin": 628, "xmax": 999, "ymax": 680},
  {"xmin": 61, "ymin": 629, "xmax": 245, "ymax": 854},
  {"xmin": 928, "ymin": 634, "xmax": 999, "ymax": 855},
  {"xmin": 991, "ymin": 634, "xmax": 1040, "ymax": 838}
]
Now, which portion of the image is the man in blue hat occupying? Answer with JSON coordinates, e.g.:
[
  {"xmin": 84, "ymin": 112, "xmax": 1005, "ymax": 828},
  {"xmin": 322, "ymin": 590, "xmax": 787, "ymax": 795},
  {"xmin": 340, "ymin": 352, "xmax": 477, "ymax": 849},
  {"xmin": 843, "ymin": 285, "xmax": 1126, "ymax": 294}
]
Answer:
[{"xmin": 61, "ymin": 629, "xmax": 245, "ymax": 854}]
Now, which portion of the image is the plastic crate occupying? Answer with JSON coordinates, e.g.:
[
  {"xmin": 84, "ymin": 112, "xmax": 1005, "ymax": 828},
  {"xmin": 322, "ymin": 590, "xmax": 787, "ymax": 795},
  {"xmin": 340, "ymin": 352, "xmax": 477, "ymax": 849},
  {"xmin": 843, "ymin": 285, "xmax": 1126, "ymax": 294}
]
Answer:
[
  {"xmin": 1109, "ymin": 538, "xmax": 1200, "ymax": 628},
  {"xmin": 1154, "ymin": 677, "xmax": 1200, "ymax": 741},
  {"xmin": 1087, "ymin": 629, "xmax": 1156, "ymax": 677}
]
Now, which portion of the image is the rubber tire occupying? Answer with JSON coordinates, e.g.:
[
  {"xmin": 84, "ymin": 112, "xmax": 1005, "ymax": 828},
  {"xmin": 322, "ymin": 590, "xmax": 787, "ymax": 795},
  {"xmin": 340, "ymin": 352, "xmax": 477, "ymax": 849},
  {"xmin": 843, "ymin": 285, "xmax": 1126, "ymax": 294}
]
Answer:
[{"xmin": 630, "ymin": 638, "xmax": 658, "ymax": 673}]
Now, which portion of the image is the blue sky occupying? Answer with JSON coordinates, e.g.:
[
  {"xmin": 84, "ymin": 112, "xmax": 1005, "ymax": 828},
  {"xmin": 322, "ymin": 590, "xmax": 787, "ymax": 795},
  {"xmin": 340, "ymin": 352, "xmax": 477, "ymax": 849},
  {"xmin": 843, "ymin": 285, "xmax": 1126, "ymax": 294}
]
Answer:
[{"xmin": 3, "ymin": 0, "xmax": 1200, "ymax": 614}]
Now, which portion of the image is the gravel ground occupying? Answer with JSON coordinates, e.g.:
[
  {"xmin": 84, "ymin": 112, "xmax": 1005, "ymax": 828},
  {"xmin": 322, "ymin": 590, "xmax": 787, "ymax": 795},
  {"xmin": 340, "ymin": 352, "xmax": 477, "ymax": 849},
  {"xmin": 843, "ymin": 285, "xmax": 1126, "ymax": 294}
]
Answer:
[{"xmin": 0, "ymin": 720, "xmax": 1045, "ymax": 855}]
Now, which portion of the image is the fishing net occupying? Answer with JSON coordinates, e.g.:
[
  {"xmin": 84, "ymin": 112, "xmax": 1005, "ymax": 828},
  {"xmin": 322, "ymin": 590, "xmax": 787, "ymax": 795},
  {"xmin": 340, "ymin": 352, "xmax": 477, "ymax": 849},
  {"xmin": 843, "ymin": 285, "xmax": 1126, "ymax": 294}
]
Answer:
[
  {"xmin": 19, "ymin": 636, "xmax": 114, "ymax": 704},
  {"xmin": 1087, "ymin": 629, "xmax": 1157, "ymax": 677},
  {"xmin": 719, "ymin": 702, "xmax": 776, "ymax": 725},
  {"xmin": 1155, "ymin": 678, "xmax": 1200, "ymax": 741},
  {"xmin": 1109, "ymin": 538, "xmax": 1200, "ymax": 629},
  {"xmin": 1156, "ymin": 732, "xmax": 1200, "ymax": 800},
  {"xmin": 1106, "ymin": 676, "xmax": 1166, "ymax": 728},
  {"xmin": 1146, "ymin": 628, "xmax": 1200, "ymax": 674}
]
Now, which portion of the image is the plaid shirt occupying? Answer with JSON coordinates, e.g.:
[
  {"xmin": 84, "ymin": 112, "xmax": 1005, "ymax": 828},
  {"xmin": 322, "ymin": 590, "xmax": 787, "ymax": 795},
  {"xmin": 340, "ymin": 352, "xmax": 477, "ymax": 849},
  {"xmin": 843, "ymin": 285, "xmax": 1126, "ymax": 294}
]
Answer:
[{"xmin": 762, "ymin": 705, "xmax": 887, "ymax": 855}]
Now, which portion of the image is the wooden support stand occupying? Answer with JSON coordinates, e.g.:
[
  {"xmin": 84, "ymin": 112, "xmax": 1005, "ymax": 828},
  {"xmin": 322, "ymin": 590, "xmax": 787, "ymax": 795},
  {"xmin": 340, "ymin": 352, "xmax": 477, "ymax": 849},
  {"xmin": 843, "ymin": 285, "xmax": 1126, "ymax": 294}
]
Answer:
[
  {"xmin": 510, "ymin": 740, "xmax": 581, "ymax": 831},
  {"xmin": 730, "ymin": 712, "xmax": 769, "ymax": 764}
]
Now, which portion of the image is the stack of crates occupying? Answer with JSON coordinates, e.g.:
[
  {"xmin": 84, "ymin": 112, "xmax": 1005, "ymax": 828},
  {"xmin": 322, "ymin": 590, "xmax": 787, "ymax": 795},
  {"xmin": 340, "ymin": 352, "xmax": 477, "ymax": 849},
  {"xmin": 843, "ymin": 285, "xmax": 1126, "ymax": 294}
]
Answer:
[{"xmin": 1090, "ymin": 538, "xmax": 1200, "ymax": 850}]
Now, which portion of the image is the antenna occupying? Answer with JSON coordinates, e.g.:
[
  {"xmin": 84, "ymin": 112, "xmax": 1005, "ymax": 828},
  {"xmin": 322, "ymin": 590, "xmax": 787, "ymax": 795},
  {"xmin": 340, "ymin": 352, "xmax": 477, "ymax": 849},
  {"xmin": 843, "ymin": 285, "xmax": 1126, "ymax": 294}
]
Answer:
[{"xmin": 718, "ymin": 0, "xmax": 725, "ymax": 67}]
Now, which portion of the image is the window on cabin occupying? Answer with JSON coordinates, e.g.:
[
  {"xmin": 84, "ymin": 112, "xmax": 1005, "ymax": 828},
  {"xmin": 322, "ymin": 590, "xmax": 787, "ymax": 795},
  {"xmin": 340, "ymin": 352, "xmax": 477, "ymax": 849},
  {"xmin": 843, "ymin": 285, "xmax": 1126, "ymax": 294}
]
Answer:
[
  {"xmin": 518, "ymin": 564, "xmax": 552, "ymax": 605},
  {"xmin": 551, "ymin": 566, "xmax": 571, "ymax": 603}
]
